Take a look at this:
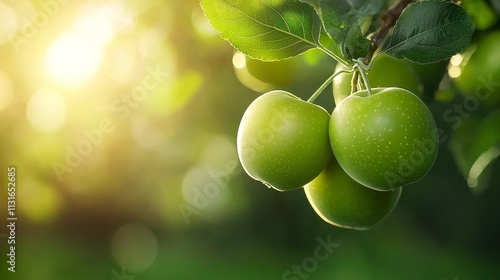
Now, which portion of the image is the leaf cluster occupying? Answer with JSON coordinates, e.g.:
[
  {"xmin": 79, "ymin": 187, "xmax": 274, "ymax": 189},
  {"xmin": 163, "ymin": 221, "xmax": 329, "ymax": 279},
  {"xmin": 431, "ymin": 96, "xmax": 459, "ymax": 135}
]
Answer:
[{"xmin": 200, "ymin": 0, "xmax": 474, "ymax": 66}]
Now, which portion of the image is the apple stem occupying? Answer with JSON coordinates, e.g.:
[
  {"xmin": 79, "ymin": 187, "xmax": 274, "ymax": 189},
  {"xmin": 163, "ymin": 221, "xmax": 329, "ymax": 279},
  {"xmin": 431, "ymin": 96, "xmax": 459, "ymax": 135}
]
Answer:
[
  {"xmin": 351, "ymin": 71, "xmax": 359, "ymax": 93},
  {"xmin": 356, "ymin": 63, "xmax": 372, "ymax": 96},
  {"xmin": 318, "ymin": 45, "xmax": 351, "ymax": 68},
  {"xmin": 308, "ymin": 70, "xmax": 351, "ymax": 103}
]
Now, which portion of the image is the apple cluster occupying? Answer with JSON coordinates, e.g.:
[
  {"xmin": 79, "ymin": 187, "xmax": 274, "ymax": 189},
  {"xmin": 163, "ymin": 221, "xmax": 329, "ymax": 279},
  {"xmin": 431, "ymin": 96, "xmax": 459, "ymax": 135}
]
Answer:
[{"xmin": 237, "ymin": 86, "xmax": 438, "ymax": 230}]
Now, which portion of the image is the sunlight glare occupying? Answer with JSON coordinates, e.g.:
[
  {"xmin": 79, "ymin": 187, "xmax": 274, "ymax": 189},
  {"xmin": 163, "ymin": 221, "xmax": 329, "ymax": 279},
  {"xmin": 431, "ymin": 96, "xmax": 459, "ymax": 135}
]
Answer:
[
  {"xmin": 73, "ymin": 0, "xmax": 134, "ymax": 42},
  {"xmin": 45, "ymin": 32, "xmax": 103, "ymax": 87},
  {"xmin": 45, "ymin": 1, "xmax": 135, "ymax": 88}
]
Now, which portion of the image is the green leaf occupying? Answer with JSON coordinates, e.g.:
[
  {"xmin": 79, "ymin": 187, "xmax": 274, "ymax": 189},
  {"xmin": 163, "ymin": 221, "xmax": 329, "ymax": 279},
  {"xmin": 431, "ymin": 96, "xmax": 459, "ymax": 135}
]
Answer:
[
  {"xmin": 344, "ymin": 22, "xmax": 371, "ymax": 59},
  {"xmin": 298, "ymin": 0, "xmax": 319, "ymax": 8},
  {"xmin": 200, "ymin": 0, "xmax": 323, "ymax": 61},
  {"xmin": 383, "ymin": 1, "xmax": 474, "ymax": 64},
  {"xmin": 318, "ymin": 31, "xmax": 343, "ymax": 58},
  {"xmin": 319, "ymin": 0, "xmax": 384, "ymax": 60}
]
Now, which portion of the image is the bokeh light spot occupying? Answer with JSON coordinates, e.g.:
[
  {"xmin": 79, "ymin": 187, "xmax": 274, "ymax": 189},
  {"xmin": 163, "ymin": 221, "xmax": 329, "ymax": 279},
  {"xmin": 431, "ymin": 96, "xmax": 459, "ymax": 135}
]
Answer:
[
  {"xmin": 132, "ymin": 116, "xmax": 163, "ymax": 150},
  {"xmin": 19, "ymin": 179, "xmax": 63, "ymax": 223},
  {"xmin": 450, "ymin": 54, "xmax": 463, "ymax": 66},
  {"xmin": 199, "ymin": 134, "xmax": 238, "ymax": 170},
  {"xmin": 448, "ymin": 66, "xmax": 462, "ymax": 79},
  {"xmin": 111, "ymin": 223, "xmax": 159, "ymax": 273},
  {"xmin": 26, "ymin": 88, "xmax": 66, "ymax": 132},
  {"xmin": 181, "ymin": 164, "xmax": 232, "ymax": 219},
  {"xmin": 232, "ymin": 52, "xmax": 246, "ymax": 69}
]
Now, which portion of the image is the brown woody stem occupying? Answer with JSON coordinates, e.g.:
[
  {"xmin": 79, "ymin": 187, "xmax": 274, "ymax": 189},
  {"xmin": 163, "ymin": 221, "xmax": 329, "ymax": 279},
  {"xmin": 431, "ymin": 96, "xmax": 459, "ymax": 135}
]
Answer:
[{"xmin": 363, "ymin": 0, "xmax": 416, "ymax": 65}]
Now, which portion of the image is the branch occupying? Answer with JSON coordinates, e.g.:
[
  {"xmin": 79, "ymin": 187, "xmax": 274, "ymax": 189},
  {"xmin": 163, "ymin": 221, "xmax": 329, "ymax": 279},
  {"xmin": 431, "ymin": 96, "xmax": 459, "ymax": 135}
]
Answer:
[{"xmin": 363, "ymin": 0, "xmax": 416, "ymax": 65}]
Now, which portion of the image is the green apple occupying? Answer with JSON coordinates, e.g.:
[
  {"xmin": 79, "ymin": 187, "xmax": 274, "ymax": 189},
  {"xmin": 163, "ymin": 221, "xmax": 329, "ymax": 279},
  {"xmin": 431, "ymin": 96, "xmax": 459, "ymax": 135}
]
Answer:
[
  {"xmin": 333, "ymin": 54, "xmax": 423, "ymax": 105},
  {"xmin": 237, "ymin": 90, "xmax": 331, "ymax": 191},
  {"xmin": 330, "ymin": 87, "xmax": 438, "ymax": 191},
  {"xmin": 245, "ymin": 56, "xmax": 300, "ymax": 87},
  {"xmin": 452, "ymin": 30, "xmax": 500, "ymax": 106},
  {"xmin": 304, "ymin": 159, "xmax": 402, "ymax": 230},
  {"xmin": 233, "ymin": 50, "xmax": 330, "ymax": 93},
  {"xmin": 233, "ymin": 52, "xmax": 300, "ymax": 93}
]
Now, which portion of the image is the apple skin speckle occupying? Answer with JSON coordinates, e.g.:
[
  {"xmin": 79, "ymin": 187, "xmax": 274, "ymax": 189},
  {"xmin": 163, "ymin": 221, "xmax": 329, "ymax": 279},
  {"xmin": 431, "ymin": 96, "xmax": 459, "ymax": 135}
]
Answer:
[
  {"xmin": 237, "ymin": 90, "xmax": 332, "ymax": 191},
  {"xmin": 330, "ymin": 87, "xmax": 438, "ymax": 191}
]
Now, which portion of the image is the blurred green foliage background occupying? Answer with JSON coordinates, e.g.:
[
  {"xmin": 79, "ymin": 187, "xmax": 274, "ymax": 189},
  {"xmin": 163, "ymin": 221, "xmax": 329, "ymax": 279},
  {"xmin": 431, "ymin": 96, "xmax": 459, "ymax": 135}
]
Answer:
[{"xmin": 0, "ymin": 0, "xmax": 499, "ymax": 279}]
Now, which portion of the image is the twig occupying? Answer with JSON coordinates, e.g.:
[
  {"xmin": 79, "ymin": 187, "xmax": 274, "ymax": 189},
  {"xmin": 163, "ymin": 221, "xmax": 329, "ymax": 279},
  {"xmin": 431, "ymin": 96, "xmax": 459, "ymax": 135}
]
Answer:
[{"xmin": 363, "ymin": 0, "xmax": 415, "ymax": 65}]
